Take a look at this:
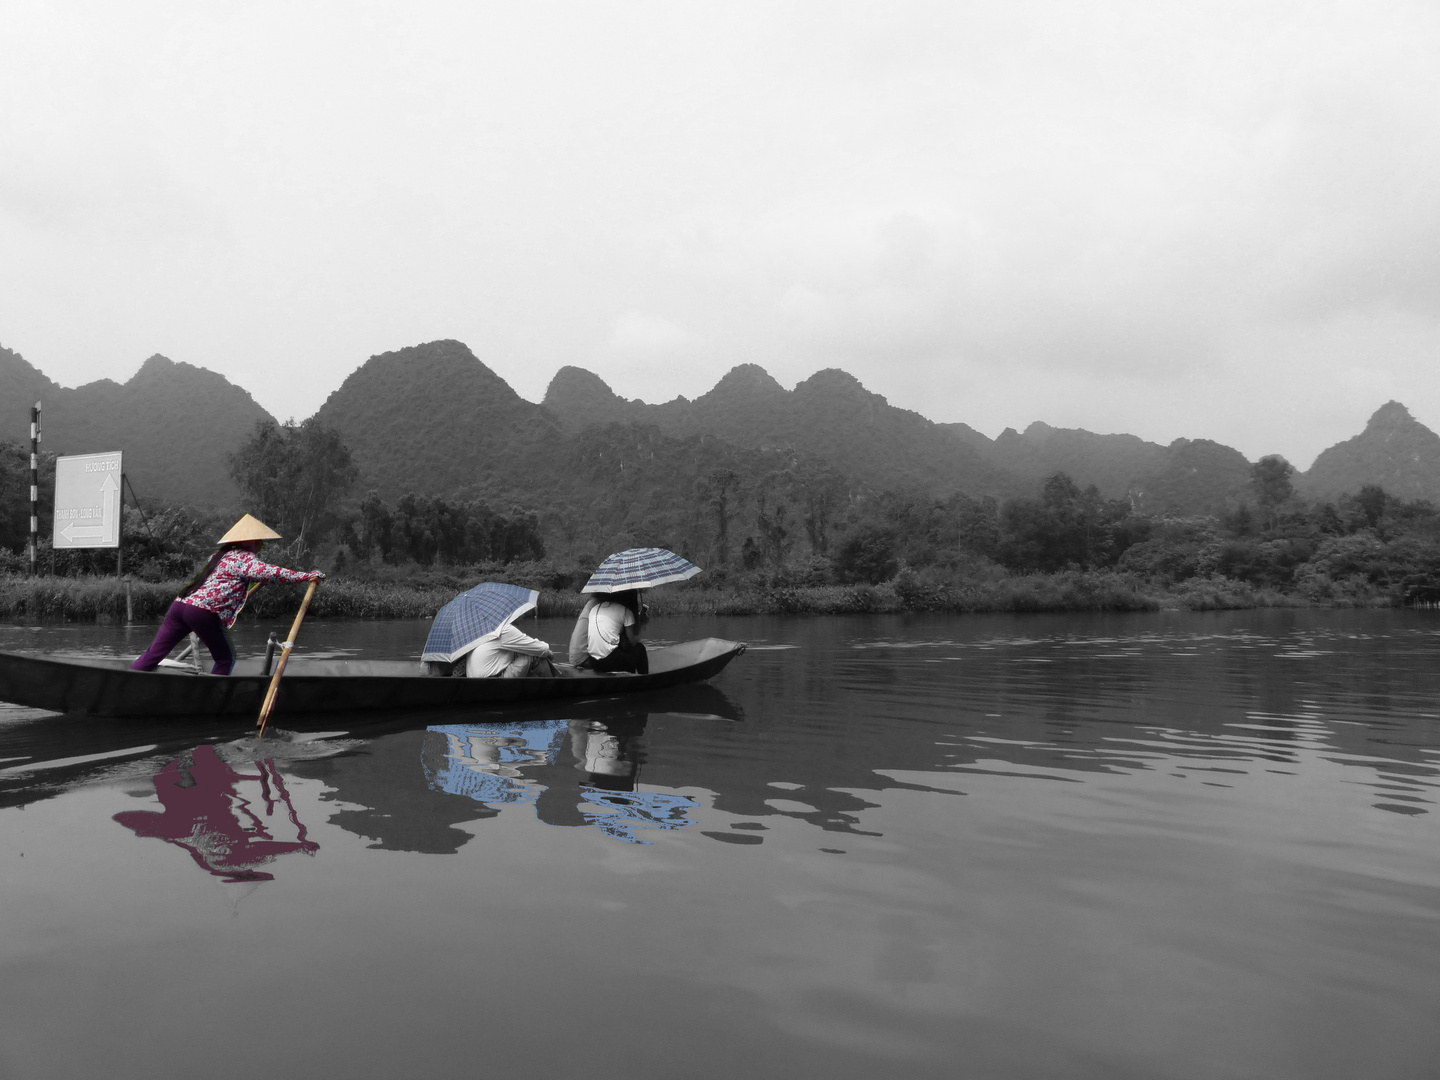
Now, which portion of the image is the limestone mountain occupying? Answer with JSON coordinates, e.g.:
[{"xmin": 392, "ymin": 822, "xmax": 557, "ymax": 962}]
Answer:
[
  {"xmin": 543, "ymin": 363, "xmax": 1017, "ymax": 497},
  {"xmin": 57, "ymin": 356, "xmax": 274, "ymax": 507},
  {"xmin": 28, "ymin": 334, "xmax": 1397, "ymax": 531},
  {"xmin": 313, "ymin": 339, "xmax": 566, "ymax": 502},
  {"xmin": 1132, "ymin": 439, "xmax": 1254, "ymax": 516},
  {"xmin": 0, "ymin": 346, "xmax": 61, "ymax": 432},
  {"xmin": 685, "ymin": 364, "xmax": 795, "ymax": 447},
  {"xmin": 936, "ymin": 421, "xmax": 995, "ymax": 457},
  {"xmin": 988, "ymin": 422, "xmax": 1171, "ymax": 500},
  {"xmin": 1299, "ymin": 401, "xmax": 1440, "ymax": 502},
  {"xmin": 556, "ymin": 420, "xmax": 847, "ymax": 563},
  {"xmin": 541, "ymin": 366, "xmax": 637, "ymax": 428},
  {"xmin": 2, "ymin": 346, "xmax": 272, "ymax": 506}
]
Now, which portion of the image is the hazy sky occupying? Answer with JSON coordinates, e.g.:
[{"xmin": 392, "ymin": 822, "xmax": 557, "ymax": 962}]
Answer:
[{"xmin": 4, "ymin": 1, "xmax": 1439, "ymax": 467}]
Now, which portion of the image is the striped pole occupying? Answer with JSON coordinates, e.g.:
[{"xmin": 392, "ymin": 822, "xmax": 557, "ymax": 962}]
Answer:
[
  {"xmin": 117, "ymin": 473, "xmax": 124, "ymax": 578},
  {"xmin": 28, "ymin": 402, "xmax": 40, "ymax": 576}
]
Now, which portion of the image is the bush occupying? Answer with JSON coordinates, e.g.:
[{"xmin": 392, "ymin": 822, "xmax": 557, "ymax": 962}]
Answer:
[
  {"xmin": 833, "ymin": 525, "xmax": 899, "ymax": 584},
  {"xmin": 1169, "ymin": 575, "xmax": 1299, "ymax": 611},
  {"xmin": 1116, "ymin": 539, "xmax": 1203, "ymax": 583}
]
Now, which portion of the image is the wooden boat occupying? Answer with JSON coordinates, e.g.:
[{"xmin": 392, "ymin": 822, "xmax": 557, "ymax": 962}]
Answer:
[{"xmin": 0, "ymin": 638, "xmax": 746, "ymax": 720}]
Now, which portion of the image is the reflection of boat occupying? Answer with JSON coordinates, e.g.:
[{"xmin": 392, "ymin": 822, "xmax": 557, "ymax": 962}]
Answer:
[{"xmin": 0, "ymin": 638, "xmax": 746, "ymax": 719}]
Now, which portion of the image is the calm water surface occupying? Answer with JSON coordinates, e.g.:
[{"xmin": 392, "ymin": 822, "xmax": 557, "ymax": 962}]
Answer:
[{"xmin": 1, "ymin": 609, "xmax": 1438, "ymax": 1080}]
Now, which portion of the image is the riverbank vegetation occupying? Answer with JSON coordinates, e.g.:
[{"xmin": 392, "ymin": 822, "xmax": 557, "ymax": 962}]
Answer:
[{"xmin": 4, "ymin": 424, "xmax": 1439, "ymax": 622}]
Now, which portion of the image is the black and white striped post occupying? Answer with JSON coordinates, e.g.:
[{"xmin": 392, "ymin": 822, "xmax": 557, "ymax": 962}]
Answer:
[{"xmin": 28, "ymin": 402, "xmax": 40, "ymax": 576}]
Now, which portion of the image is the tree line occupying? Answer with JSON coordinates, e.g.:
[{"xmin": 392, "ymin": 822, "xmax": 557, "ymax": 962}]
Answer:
[{"xmin": 6, "ymin": 419, "xmax": 1440, "ymax": 606}]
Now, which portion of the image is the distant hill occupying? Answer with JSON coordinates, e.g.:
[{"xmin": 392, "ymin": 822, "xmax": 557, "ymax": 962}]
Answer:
[
  {"xmin": 542, "ymin": 366, "xmax": 639, "ymax": 429},
  {"xmin": 936, "ymin": 421, "xmax": 995, "ymax": 457},
  {"xmin": 313, "ymin": 339, "xmax": 566, "ymax": 502},
  {"xmin": 543, "ymin": 364, "xmax": 1018, "ymax": 498},
  {"xmin": 0, "ymin": 346, "xmax": 60, "ymax": 430},
  {"xmin": 20, "ymin": 335, "xmax": 1440, "ymax": 533},
  {"xmin": 988, "ymin": 422, "xmax": 1170, "ymax": 499},
  {"xmin": 2, "ymin": 346, "xmax": 271, "ymax": 506},
  {"xmin": 1299, "ymin": 401, "xmax": 1440, "ymax": 502},
  {"xmin": 55, "ymin": 356, "xmax": 275, "ymax": 507},
  {"xmin": 554, "ymin": 419, "xmax": 847, "ymax": 562},
  {"xmin": 1132, "ymin": 438, "xmax": 1253, "ymax": 516}
]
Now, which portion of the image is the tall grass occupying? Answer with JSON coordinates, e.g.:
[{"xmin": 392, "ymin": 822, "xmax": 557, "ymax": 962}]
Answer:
[
  {"xmin": 0, "ymin": 575, "xmax": 177, "ymax": 622},
  {"xmin": 1167, "ymin": 575, "xmax": 1308, "ymax": 611},
  {"xmin": 0, "ymin": 566, "xmax": 1399, "ymax": 623}
]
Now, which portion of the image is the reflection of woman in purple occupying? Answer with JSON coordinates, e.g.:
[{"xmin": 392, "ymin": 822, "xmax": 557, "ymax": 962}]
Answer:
[
  {"xmin": 130, "ymin": 514, "xmax": 324, "ymax": 676},
  {"xmin": 113, "ymin": 744, "xmax": 317, "ymax": 883}
]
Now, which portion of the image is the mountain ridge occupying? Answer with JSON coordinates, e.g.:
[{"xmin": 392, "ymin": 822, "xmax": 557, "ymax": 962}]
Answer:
[
  {"xmin": 541, "ymin": 362, "xmax": 1021, "ymax": 498},
  {"xmin": 1298, "ymin": 401, "xmax": 1440, "ymax": 503},
  {"xmin": 5, "ymin": 338, "xmax": 1437, "ymax": 513},
  {"xmin": 2, "ymin": 345, "xmax": 272, "ymax": 506},
  {"xmin": 313, "ymin": 339, "xmax": 566, "ymax": 502}
]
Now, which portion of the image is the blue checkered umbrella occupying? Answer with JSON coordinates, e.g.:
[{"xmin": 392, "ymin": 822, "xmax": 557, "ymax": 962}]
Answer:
[
  {"xmin": 422, "ymin": 582, "xmax": 540, "ymax": 663},
  {"xmin": 581, "ymin": 548, "xmax": 701, "ymax": 594}
]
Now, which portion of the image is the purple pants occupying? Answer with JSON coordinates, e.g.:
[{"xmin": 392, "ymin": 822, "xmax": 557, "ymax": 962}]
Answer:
[{"xmin": 131, "ymin": 600, "xmax": 236, "ymax": 675}]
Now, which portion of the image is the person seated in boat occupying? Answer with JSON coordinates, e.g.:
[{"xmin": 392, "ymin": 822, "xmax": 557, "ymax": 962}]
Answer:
[
  {"xmin": 568, "ymin": 589, "xmax": 649, "ymax": 674},
  {"xmin": 461, "ymin": 622, "xmax": 558, "ymax": 678},
  {"xmin": 130, "ymin": 514, "xmax": 324, "ymax": 676}
]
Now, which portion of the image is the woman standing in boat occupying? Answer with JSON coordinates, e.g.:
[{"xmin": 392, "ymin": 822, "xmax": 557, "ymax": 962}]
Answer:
[{"xmin": 130, "ymin": 514, "xmax": 324, "ymax": 676}]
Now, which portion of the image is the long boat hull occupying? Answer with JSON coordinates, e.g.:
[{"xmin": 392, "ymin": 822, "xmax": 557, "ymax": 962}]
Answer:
[{"xmin": 0, "ymin": 639, "xmax": 746, "ymax": 719}]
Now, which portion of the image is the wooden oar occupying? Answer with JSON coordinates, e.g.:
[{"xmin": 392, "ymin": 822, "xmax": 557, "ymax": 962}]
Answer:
[{"xmin": 256, "ymin": 578, "xmax": 319, "ymax": 738}]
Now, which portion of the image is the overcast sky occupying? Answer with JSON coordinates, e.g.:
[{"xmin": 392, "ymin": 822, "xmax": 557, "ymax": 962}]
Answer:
[{"xmin": 4, "ymin": 1, "xmax": 1439, "ymax": 468}]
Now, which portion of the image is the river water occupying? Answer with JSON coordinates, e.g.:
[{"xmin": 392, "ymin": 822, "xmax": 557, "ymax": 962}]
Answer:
[{"xmin": 1, "ymin": 609, "xmax": 1438, "ymax": 1080}]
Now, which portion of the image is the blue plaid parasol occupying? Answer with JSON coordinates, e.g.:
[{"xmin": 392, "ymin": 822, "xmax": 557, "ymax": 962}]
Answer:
[
  {"xmin": 422, "ymin": 582, "xmax": 540, "ymax": 663},
  {"xmin": 581, "ymin": 548, "xmax": 702, "ymax": 594}
]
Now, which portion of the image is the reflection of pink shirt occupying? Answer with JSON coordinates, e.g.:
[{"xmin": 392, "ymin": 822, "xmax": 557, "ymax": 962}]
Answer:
[
  {"xmin": 182, "ymin": 549, "xmax": 313, "ymax": 627},
  {"xmin": 113, "ymin": 744, "xmax": 318, "ymax": 883}
]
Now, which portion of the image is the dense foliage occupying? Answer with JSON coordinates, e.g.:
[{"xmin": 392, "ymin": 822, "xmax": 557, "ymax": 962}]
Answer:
[
  {"xmin": 228, "ymin": 418, "xmax": 359, "ymax": 557},
  {"xmin": 339, "ymin": 492, "xmax": 545, "ymax": 567},
  {"xmin": 9, "ymin": 406, "xmax": 1440, "ymax": 616}
]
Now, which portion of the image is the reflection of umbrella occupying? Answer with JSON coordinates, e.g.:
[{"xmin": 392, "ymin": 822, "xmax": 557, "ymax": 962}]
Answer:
[
  {"xmin": 581, "ymin": 548, "xmax": 701, "ymax": 593},
  {"xmin": 422, "ymin": 582, "xmax": 539, "ymax": 663}
]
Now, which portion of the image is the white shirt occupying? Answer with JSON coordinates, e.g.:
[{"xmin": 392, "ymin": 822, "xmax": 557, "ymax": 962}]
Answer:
[
  {"xmin": 568, "ymin": 598, "xmax": 638, "ymax": 662},
  {"xmin": 586, "ymin": 600, "xmax": 634, "ymax": 659},
  {"xmin": 465, "ymin": 623, "xmax": 553, "ymax": 678}
]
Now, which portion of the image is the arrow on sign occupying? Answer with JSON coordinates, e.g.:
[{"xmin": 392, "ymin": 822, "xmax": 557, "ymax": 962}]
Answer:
[
  {"xmin": 60, "ymin": 473, "xmax": 119, "ymax": 543},
  {"xmin": 62, "ymin": 523, "xmax": 108, "ymax": 541},
  {"xmin": 100, "ymin": 473, "xmax": 118, "ymax": 522}
]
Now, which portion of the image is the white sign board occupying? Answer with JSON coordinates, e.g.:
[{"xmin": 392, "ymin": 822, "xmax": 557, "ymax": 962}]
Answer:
[{"xmin": 53, "ymin": 451, "xmax": 123, "ymax": 549}]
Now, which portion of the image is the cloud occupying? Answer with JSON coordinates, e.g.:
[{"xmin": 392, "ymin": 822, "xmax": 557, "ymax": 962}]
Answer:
[
  {"xmin": 5, "ymin": 0, "xmax": 1440, "ymax": 468},
  {"xmin": 600, "ymin": 310, "xmax": 725, "ymax": 401},
  {"xmin": 0, "ymin": 128, "xmax": 221, "ymax": 245},
  {"xmin": 606, "ymin": 310, "xmax": 707, "ymax": 357},
  {"xmin": 629, "ymin": 0, "xmax": 1440, "ymax": 406}
]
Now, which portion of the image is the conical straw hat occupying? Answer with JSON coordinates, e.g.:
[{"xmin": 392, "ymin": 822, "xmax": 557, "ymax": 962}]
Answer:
[{"xmin": 217, "ymin": 513, "xmax": 283, "ymax": 545}]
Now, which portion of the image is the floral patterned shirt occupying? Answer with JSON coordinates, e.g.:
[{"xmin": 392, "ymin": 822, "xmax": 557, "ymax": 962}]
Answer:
[{"xmin": 180, "ymin": 549, "xmax": 316, "ymax": 627}]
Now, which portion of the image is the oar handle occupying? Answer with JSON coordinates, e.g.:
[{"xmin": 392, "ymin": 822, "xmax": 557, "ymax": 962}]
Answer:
[{"xmin": 257, "ymin": 577, "xmax": 320, "ymax": 737}]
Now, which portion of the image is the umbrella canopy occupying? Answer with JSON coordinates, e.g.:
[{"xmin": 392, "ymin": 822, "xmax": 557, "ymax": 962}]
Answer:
[
  {"xmin": 422, "ymin": 582, "xmax": 540, "ymax": 663},
  {"xmin": 581, "ymin": 548, "xmax": 701, "ymax": 594}
]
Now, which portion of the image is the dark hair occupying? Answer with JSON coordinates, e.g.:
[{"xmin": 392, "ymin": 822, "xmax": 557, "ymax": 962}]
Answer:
[
  {"xmin": 611, "ymin": 589, "xmax": 643, "ymax": 616},
  {"xmin": 177, "ymin": 541, "xmax": 255, "ymax": 598}
]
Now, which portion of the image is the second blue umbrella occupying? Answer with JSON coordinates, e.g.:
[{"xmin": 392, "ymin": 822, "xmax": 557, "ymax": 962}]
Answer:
[{"xmin": 422, "ymin": 582, "xmax": 539, "ymax": 663}]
